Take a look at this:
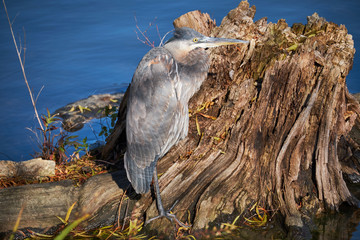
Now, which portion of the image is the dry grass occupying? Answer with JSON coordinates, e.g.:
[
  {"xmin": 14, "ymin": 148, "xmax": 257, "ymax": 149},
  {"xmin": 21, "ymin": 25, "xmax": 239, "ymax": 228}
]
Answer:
[{"xmin": 0, "ymin": 157, "xmax": 107, "ymax": 189}]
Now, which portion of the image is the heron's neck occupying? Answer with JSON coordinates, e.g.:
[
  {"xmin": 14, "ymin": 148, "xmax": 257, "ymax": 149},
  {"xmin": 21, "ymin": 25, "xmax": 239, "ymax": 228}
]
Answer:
[
  {"xmin": 179, "ymin": 48, "xmax": 210, "ymax": 73},
  {"xmin": 176, "ymin": 48, "xmax": 210, "ymax": 103}
]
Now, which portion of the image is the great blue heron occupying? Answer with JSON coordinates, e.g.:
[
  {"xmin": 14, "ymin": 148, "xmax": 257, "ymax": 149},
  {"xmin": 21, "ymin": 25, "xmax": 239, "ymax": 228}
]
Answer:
[{"xmin": 124, "ymin": 27, "xmax": 248, "ymax": 226}]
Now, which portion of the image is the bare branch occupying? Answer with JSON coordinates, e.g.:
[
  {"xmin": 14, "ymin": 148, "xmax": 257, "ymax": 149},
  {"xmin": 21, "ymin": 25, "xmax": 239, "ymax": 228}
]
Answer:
[
  {"xmin": 156, "ymin": 24, "xmax": 161, "ymax": 44},
  {"xmin": 3, "ymin": 0, "xmax": 44, "ymax": 131},
  {"xmin": 134, "ymin": 14, "xmax": 165, "ymax": 48}
]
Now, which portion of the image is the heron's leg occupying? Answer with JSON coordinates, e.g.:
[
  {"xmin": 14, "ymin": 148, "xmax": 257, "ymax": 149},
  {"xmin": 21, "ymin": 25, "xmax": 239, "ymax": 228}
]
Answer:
[
  {"xmin": 145, "ymin": 168, "xmax": 191, "ymax": 228},
  {"xmin": 153, "ymin": 167, "xmax": 165, "ymax": 216}
]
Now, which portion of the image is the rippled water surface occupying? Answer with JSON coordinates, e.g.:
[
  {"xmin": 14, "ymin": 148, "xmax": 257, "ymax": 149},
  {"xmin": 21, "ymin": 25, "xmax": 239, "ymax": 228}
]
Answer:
[{"xmin": 1, "ymin": 0, "xmax": 359, "ymax": 161}]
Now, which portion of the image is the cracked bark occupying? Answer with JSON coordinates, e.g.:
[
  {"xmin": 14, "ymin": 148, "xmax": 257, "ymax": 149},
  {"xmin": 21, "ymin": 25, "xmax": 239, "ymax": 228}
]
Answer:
[{"xmin": 104, "ymin": 1, "xmax": 360, "ymax": 236}]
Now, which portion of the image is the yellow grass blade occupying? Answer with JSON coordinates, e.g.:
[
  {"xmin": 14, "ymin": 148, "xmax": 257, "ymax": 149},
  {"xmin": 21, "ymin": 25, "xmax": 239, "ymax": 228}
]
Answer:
[
  {"xmin": 9, "ymin": 205, "xmax": 24, "ymax": 240},
  {"xmin": 256, "ymin": 206, "xmax": 262, "ymax": 221},
  {"xmin": 195, "ymin": 115, "xmax": 201, "ymax": 135},
  {"xmin": 258, "ymin": 213, "xmax": 267, "ymax": 226},
  {"xmin": 56, "ymin": 216, "xmax": 67, "ymax": 224},
  {"xmin": 232, "ymin": 215, "xmax": 240, "ymax": 225},
  {"xmin": 54, "ymin": 214, "xmax": 90, "ymax": 240},
  {"xmin": 33, "ymin": 232, "xmax": 54, "ymax": 238},
  {"xmin": 65, "ymin": 202, "xmax": 77, "ymax": 223},
  {"xmin": 243, "ymin": 216, "xmax": 260, "ymax": 224},
  {"xmin": 78, "ymin": 105, "xmax": 84, "ymax": 113},
  {"xmin": 249, "ymin": 202, "xmax": 257, "ymax": 211}
]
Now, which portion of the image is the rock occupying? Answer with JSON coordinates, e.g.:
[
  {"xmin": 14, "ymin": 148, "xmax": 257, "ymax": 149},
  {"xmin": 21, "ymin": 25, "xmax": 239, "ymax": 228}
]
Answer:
[
  {"xmin": 0, "ymin": 161, "xmax": 17, "ymax": 177},
  {"xmin": 0, "ymin": 158, "xmax": 55, "ymax": 178},
  {"xmin": 54, "ymin": 93, "xmax": 124, "ymax": 132}
]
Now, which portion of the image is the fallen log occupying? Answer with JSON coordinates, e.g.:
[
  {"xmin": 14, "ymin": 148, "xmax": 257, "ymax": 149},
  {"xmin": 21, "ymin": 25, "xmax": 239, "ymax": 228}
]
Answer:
[
  {"xmin": 0, "ymin": 171, "xmax": 131, "ymax": 234},
  {"xmin": 1, "ymin": 1, "xmax": 359, "ymax": 239}
]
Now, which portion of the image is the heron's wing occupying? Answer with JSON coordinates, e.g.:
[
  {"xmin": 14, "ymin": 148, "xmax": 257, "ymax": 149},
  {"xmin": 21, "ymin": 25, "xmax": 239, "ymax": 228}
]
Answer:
[{"xmin": 124, "ymin": 47, "xmax": 185, "ymax": 193}]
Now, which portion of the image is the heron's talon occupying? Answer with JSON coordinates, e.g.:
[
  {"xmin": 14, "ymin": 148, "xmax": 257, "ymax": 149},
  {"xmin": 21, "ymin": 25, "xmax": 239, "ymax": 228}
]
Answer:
[
  {"xmin": 168, "ymin": 200, "xmax": 179, "ymax": 213},
  {"xmin": 145, "ymin": 215, "xmax": 162, "ymax": 225}
]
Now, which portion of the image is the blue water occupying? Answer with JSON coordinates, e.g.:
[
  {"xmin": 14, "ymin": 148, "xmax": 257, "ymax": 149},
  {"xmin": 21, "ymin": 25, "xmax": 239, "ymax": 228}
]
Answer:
[
  {"xmin": 1, "ymin": 0, "xmax": 359, "ymax": 161},
  {"xmin": 0, "ymin": 0, "xmax": 360, "ymax": 238}
]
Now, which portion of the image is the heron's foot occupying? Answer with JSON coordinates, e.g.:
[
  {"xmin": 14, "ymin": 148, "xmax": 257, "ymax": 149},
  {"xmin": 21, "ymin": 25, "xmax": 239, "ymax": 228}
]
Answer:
[{"xmin": 145, "ymin": 200, "xmax": 191, "ymax": 228}]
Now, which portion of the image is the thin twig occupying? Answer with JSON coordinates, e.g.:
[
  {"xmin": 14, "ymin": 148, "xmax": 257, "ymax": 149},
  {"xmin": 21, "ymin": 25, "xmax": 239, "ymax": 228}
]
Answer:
[
  {"xmin": 3, "ymin": 0, "xmax": 44, "ymax": 131},
  {"xmin": 133, "ymin": 15, "xmax": 172, "ymax": 47},
  {"xmin": 135, "ymin": 25, "xmax": 155, "ymax": 48},
  {"xmin": 87, "ymin": 121, "xmax": 100, "ymax": 141},
  {"xmin": 156, "ymin": 25, "xmax": 161, "ymax": 44},
  {"xmin": 93, "ymin": 159, "xmax": 115, "ymax": 165},
  {"xmin": 10, "ymin": 12, "xmax": 18, "ymax": 25},
  {"xmin": 134, "ymin": 15, "xmax": 161, "ymax": 48},
  {"xmin": 117, "ymin": 190, "xmax": 127, "ymax": 228},
  {"xmin": 159, "ymin": 30, "xmax": 173, "ymax": 47},
  {"xmin": 35, "ymin": 85, "xmax": 45, "ymax": 104},
  {"xmin": 22, "ymin": 26, "xmax": 26, "ymax": 65}
]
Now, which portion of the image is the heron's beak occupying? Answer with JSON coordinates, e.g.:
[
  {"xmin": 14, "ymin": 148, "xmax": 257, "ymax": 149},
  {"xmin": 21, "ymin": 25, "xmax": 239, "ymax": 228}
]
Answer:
[{"xmin": 198, "ymin": 36, "xmax": 249, "ymax": 48}]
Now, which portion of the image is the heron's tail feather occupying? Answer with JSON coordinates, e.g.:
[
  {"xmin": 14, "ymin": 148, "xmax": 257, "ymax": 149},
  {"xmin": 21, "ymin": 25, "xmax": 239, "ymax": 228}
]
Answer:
[{"xmin": 124, "ymin": 153, "xmax": 156, "ymax": 194}]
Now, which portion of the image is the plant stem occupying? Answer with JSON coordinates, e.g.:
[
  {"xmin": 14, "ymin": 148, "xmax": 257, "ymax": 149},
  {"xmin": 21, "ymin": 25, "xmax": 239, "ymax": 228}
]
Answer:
[{"xmin": 3, "ymin": 0, "xmax": 44, "ymax": 131}]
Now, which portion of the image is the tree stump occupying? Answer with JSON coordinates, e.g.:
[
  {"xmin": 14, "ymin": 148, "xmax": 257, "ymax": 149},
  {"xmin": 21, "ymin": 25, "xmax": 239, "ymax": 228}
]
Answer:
[
  {"xmin": 1, "ymin": 2, "xmax": 359, "ymax": 239},
  {"xmin": 103, "ymin": 1, "xmax": 360, "ymax": 236}
]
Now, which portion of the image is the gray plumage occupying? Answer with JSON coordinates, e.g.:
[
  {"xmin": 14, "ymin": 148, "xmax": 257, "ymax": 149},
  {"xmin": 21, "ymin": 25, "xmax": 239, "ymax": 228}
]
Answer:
[
  {"xmin": 125, "ymin": 28, "xmax": 209, "ymax": 194},
  {"xmin": 124, "ymin": 27, "xmax": 248, "ymax": 196}
]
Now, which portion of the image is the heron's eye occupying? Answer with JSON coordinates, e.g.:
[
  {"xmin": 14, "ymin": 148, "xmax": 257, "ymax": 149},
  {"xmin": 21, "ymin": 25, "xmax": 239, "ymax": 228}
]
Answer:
[{"xmin": 193, "ymin": 38, "xmax": 199, "ymax": 43}]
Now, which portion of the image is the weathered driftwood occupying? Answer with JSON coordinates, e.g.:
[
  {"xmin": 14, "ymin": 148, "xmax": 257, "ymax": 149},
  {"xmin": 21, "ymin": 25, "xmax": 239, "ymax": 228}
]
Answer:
[
  {"xmin": 1, "ymin": 1, "xmax": 360, "ymax": 238},
  {"xmin": 54, "ymin": 93, "xmax": 123, "ymax": 132},
  {"xmin": 103, "ymin": 1, "xmax": 360, "ymax": 237},
  {"xmin": 0, "ymin": 171, "xmax": 131, "ymax": 233}
]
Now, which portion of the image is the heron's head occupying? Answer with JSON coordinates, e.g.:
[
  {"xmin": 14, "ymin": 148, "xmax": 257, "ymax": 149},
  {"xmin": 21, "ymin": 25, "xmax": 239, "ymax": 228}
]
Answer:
[{"xmin": 164, "ymin": 27, "xmax": 248, "ymax": 62}]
